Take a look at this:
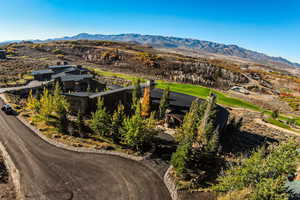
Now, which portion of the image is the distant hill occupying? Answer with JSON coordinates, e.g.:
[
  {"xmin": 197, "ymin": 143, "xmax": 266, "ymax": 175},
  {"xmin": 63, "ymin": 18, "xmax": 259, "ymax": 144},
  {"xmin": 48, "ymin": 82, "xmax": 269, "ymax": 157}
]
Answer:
[{"xmin": 1, "ymin": 33, "xmax": 299, "ymax": 68}]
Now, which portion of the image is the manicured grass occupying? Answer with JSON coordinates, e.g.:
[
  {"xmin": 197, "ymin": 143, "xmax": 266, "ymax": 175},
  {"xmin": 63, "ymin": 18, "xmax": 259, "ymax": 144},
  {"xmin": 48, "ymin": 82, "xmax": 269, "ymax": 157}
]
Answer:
[
  {"xmin": 264, "ymin": 117, "xmax": 291, "ymax": 129},
  {"xmin": 157, "ymin": 81, "xmax": 261, "ymax": 111}
]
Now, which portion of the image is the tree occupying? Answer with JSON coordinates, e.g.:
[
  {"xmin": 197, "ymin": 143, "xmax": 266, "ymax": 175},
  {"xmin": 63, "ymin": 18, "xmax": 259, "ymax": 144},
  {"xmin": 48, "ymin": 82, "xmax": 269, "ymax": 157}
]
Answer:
[
  {"xmin": 271, "ymin": 109, "xmax": 279, "ymax": 119},
  {"xmin": 39, "ymin": 88, "xmax": 54, "ymax": 123},
  {"xmin": 141, "ymin": 87, "xmax": 151, "ymax": 118},
  {"xmin": 76, "ymin": 111, "xmax": 85, "ymax": 137},
  {"xmin": 195, "ymin": 94, "xmax": 218, "ymax": 150},
  {"xmin": 56, "ymin": 103, "xmax": 69, "ymax": 134},
  {"xmin": 171, "ymin": 137, "xmax": 193, "ymax": 175},
  {"xmin": 90, "ymin": 98, "xmax": 110, "ymax": 136},
  {"xmin": 175, "ymin": 98, "xmax": 203, "ymax": 142},
  {"xmin": 158, "ymin": 87, "xmax": 170, "ymax": 119},
  {"xmin": 111, "ymin": 104, "xmax": 125, "ymax": 142},
  {"xmin": 121, "ymin": 101, "xmax": 155, "ymax": 152},
  {"xmin": 132, "ymin": 79, "xmax": 142, "ymax": 108},
  {"xmin": 26, "ymin": 90, "xmax": 40, "ymax": 114},
  {"xmin": 213, "ymin": 140, "xmax": 299, "ymax": 200}
]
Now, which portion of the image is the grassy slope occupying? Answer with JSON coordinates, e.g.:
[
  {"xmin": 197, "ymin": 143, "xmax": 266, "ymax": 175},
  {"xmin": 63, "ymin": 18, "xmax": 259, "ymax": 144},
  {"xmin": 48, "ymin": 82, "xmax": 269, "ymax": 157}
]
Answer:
[{"xmin": 157, "ymin": 81, "xmax": 261, "ymax": 111}]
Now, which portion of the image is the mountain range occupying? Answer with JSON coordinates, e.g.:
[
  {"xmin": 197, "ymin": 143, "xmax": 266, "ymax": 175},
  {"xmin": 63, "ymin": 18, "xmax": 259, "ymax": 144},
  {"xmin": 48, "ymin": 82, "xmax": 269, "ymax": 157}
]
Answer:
[{"xmin": 1, "ymin": 33, "xmax": 299, "ymax": 68}]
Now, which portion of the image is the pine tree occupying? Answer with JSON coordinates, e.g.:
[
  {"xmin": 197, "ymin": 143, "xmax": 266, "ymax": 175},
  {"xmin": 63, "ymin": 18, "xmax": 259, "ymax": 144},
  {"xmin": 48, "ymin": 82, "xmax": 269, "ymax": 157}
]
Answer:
[
  {"xmin": 111, "ymin": 104, "xmax": 125, "ymax": 142},
  {"xmin": 56, "ymin": 103, "xmax": 69, "ymax": 134},
  {"xmin": 175, "ymin": 98, "xmax": 203, "ymax": 142},
  {"xmin": 158, "ymin": 87, "xmax": 170, "ymax": 120},
  {"xmin": 132, "ymin": 79, "xmax": 142, "ymax": 108},
  {"xmin": 171, "ymin": 137, "xmax": 193, "ymax": 176},
  {"xmin": 90, "ymin": 98, "xmax": 110, "ymax": 136},
  {"xmin": 76, "ymin": 111, "xmax": 85, "ymax": 137}
]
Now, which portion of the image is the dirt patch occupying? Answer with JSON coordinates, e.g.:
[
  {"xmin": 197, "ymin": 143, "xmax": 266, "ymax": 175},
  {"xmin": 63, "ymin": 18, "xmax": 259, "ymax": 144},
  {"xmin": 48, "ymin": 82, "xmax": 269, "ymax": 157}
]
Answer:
[
  {"xmin": 229, "ymin": 108, "xmax": 300, "ymax": 142},
  {"xmin": 0, "ymin": 155, "xmax": 16, "ymax": 200}
]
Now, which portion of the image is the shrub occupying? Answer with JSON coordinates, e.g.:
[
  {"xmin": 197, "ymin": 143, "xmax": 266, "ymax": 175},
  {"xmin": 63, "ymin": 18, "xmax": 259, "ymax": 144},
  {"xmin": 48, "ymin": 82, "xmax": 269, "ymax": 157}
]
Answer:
[
  {"xmin": 121, "ymin": 102, "xmax": 156, "ymax": 152},
  {"xmin": 213, "ymin": 140, "xmax": 299, "ymax": 200},
  {"xmin": 158, "ymin": 87, "xmax": 170, "ymax": 120}
]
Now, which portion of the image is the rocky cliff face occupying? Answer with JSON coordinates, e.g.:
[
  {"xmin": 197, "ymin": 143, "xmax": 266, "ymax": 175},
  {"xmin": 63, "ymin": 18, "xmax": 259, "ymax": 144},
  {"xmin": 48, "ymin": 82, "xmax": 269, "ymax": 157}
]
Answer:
[
  {"xmin": 158, "ymin": 61, "xmax": 248, "ymax": 88},
  {"xmin": 79, "ymin": 47, "xmax": 248, "ymax": 88}
]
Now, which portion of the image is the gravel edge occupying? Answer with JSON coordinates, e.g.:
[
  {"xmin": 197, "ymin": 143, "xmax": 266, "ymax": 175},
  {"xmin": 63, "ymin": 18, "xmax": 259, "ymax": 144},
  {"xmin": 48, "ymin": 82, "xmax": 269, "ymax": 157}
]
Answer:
[
  {"xmin": 17, "ymin": 115, "xmax": 154, "ymax": 161},
  {"xmin": 164, "ymin": 166, "xmax": 179, "ymax": 200},
  {"xmin": 0, "ymin": 142, "xmax": 24, "ymax": 200}
]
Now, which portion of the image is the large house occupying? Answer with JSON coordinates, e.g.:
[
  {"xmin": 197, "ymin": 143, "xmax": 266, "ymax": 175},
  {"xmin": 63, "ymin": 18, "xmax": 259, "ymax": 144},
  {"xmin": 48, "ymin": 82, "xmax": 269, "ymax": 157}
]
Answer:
[{"xmin": 31, "ymin": 65, "xmax": 100, "ymax": 92}]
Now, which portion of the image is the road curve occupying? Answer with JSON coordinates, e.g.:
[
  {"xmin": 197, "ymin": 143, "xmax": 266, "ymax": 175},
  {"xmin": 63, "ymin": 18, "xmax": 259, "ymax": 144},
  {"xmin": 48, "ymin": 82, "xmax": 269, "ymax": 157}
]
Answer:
[{"xmin": 0, "ymin": 100, "xmax": 171, "ymax": 200}]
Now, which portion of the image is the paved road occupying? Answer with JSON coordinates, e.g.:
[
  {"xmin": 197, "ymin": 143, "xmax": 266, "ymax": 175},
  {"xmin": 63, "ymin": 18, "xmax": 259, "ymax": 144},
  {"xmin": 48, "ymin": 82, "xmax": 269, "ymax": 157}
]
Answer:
[
  {"xmin": 0, "ymin": 100, "xmax": 171, "ymax": 200},
  {"xmin": 0, "ymin": 81, "xmax": 46, "ymax": 94}
]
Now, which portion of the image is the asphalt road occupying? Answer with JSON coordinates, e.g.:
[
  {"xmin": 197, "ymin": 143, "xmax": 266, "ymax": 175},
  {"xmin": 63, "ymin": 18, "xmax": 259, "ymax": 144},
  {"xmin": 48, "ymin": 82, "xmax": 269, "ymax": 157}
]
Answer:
[{"xmin": 0, "ymin": 100, "xmax": 171, "ymax": 200}]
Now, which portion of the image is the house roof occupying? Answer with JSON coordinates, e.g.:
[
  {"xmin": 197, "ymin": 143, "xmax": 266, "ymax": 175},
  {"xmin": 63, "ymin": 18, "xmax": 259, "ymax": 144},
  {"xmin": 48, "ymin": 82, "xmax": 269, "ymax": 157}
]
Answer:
[
  {"xmin": 31, "ymin": 69, "xmax": 54, "ymax": 75},
  {"xmin": 60, "ymin": 74, "xmax": 93, "ymax": 82},
  {"xmin": 89, "ymin": 82, "xmax": 152, "ymax": 99},
  {"xmin": 63, "ymin": 92, "xmax": 96, "ymax": 97},
  {"xmin": 48, "ymin": 65, "xmax": 76, "ymax": 70},
  {"xmin": 107, "ymin": 85, "xmax": 123, "ymax": 90},
  {"xmin": 51, "ymin": 72, "xmax": 67, "ymax": 79}
]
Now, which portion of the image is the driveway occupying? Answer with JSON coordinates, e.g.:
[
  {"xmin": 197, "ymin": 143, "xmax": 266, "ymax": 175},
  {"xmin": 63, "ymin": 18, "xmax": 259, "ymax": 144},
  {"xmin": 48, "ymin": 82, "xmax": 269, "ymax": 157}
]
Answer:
[
  {"xmin": 0, "ymin": 100, "xmax": 171, "ymax": 200},
  {"xmin": 0, "ymin": 81, "xmax": 46, "ymax": 94}
]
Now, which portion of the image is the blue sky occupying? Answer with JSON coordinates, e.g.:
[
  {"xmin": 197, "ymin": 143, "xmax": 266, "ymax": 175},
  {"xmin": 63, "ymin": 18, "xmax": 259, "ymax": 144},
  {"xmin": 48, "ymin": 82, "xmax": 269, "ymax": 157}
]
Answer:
[{"xmin": 1, "ymin": 0, "xmax": 299, "ymax": 63}]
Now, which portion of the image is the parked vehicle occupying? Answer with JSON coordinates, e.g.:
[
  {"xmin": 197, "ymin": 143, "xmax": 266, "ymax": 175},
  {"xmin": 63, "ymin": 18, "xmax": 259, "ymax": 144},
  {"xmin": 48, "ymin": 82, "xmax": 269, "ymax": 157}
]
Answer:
[{"xmin": 1, "ymin": 104, "xmax": 13, "ymax": 114}]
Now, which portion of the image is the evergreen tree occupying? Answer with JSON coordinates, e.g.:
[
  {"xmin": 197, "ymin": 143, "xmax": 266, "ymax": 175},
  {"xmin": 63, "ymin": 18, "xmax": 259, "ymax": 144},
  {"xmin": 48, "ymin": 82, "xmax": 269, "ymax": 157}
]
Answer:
[
  {"xmin": 111, "ymin": 104, "xmax": 125, "ymax": 142},
  {"xmin": 175, "ymin": 98, "xmax": 204, "ymax": 142},
  {"xmin": 158, "ymin": 87, "xmax": 170, "ymax": 119},
  {"xmin": 171, "ymin": 137, "xmax": 193, "ymax": 175},
  {"xmin": 272, "ymin": 109, "xmax": 279, "ymax": 119},
  {"xmin": 132, "ymin": 79, "xmax": 142, "ymax": 108},
  {"xmin": 56, "ymin": 103, "xmax": 69, "ymax": 134},
  {"xmin": 90, "ymin": 98, "xmax": 110, "ymax": 136},
  {"xmin": 196, "ymin": 93, "xmax": 218, "ymax": 146},
  {"xmin": 76, "ymin": 111, "xmax": 85, "ymax": 137}
]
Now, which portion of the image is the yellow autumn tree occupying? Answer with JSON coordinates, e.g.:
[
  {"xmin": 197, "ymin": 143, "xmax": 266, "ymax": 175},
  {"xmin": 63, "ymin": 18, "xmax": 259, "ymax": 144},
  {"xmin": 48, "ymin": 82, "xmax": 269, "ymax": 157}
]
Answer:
[
  {"xmin": 141, "ymin": 87, "xmax": 151, "ymax": 118},
  {"xmin": 26, "ymin": 90, "xmax": 40, "ymax": 114}
]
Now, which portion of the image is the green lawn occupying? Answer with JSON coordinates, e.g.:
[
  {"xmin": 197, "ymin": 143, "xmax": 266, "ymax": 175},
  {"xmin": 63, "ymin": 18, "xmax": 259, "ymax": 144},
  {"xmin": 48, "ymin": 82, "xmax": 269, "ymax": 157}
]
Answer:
[
  {"xmin": 264, "ymin": 117, "xmax": 291, "ymax": 129},
  {"xmin": 157, "ymin": 81, "xmax": 261, "ymax": 111}
]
